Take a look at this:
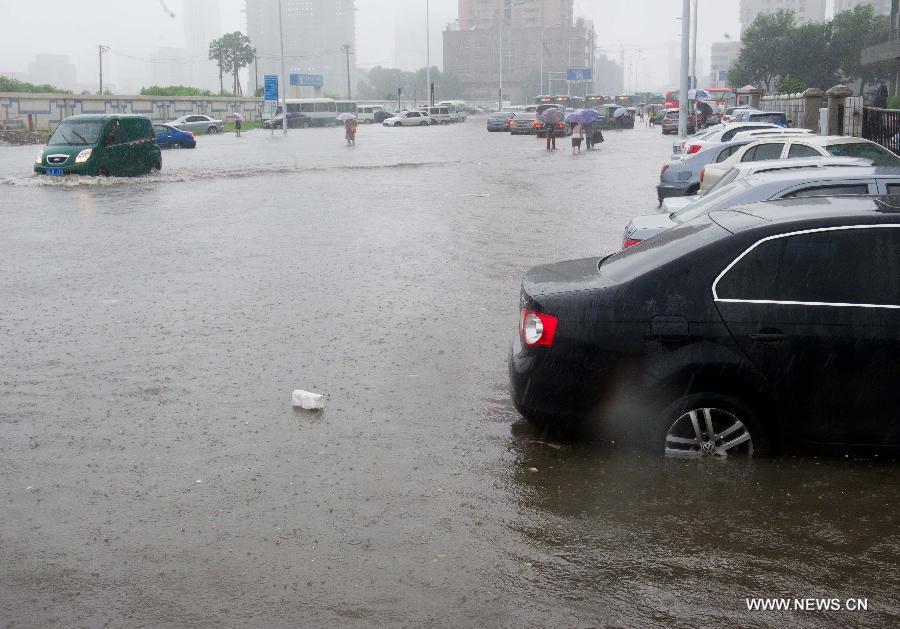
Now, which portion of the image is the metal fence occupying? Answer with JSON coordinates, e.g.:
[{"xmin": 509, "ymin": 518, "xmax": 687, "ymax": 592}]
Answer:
[{"xmin": 862, "ymin": 107, "xmax": 900, "ymax": 154}]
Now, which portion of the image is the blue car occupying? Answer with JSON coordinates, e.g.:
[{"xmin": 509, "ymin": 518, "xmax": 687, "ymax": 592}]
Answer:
[
  {"xmin": 153, "ymin": 124, "xmax": 196, "ymax": 149},
  {"xmin": 486, "ymin": 111, "xmax": 515, "ymax": 132}
]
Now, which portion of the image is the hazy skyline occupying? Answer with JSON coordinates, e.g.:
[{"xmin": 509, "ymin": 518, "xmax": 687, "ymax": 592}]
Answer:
[{"xmin": 1, "ymin": 0, "xmax": 842, "ymax": 93}]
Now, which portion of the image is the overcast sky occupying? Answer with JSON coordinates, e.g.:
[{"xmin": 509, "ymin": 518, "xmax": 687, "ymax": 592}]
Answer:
[{"xmin": 1, "ymin": 0, "xmax": 836, "ymax": 92}]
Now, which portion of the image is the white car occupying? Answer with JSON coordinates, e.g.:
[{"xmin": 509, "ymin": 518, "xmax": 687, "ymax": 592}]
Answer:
[
  {"xmin": 167, "ymin": 114, "xmax": 224, "ymax": 134},
  {"xmin": 674, "ymin": 122, "xmax": 783, "ymax": 156},
  {"xmin": 357, "ymin": 106, "xmax": 385, "ymax": 123},
  {"xmin": 700, "ymin": 135, "xmax": 900, "ymax": 193},
  {"xmin": 383, "ymin": 110, "xmax": 432, "ymax": 127},
  {"xmin": 419, "ymin": 106, "xmax": 451, "ymax": 124}
]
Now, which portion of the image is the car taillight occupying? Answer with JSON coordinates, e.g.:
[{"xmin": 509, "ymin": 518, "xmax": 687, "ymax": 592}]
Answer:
[
  {"xmin": 687, "ymin": 144, "xmax": 701, "ymax": 154},
  {"xmin": 520, "ymin": 309, "xmax": 558, "ymax": 347},
  {"xmin": 661, "ymin": 163, "xmax": 669, "ymax": 174},
  {"xmin": 187, "ymin": 131, "xmax": 194, "ymax": 138},
  {"xmin": 700, "ymin": 167, "xmax": 705, "ymax": 182},
  {"xmin": 622, "ymin": 237, "xmax": 642, "ymax": 250}
]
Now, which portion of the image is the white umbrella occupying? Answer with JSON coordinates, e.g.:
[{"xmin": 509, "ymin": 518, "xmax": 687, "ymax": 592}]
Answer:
[
  {"xmin": 336, "ymin": 112, "xmax": 356, "ymax": 121},
  {"xmin": 232, "ymin": 112, "xmax": 245, "ymax": 122}
]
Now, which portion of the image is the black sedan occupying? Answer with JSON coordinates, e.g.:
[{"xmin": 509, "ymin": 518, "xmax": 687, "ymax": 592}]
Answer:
[
  {"xmin": 509, "ymin": 196, "xmax": 900, "ymax": 456},
  {"xmin": 263, "ymin": 112, "xmax": 311, "ymax": 129}
]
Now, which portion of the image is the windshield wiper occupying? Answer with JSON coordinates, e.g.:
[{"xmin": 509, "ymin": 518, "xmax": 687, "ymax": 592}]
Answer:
[
  {"xmin": 70, "ymin": 129, "xmax": 89, "ymax": 145},
  {"xmin": 57, "ymin": 131, "xmax": 73, "ymax": 145}
]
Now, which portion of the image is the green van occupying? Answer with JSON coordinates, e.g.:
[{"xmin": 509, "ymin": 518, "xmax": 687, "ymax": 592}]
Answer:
[{"xmin": 35, "ymin": 114, "xmax": 162, "ymax": 177}]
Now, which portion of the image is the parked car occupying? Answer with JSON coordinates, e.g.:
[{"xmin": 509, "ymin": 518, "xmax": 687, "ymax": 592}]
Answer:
[
  {"xmin": 661, "ymin": 108, "xmax": 695, "ymax": 135},
  {"xmin": 510, "ymin": 195, "xmax": 900, "ymax": 455},
  {"xmin": 35, "ymin": 114, "xmax": 161, "ymax": 177},
  {"xmin": 700, "ymin": 135, "xmax": 900, "ymax": 193},
  {"xmin": 486, "ymin": 111, "xmax": 515, "ymax": 132},
  {"xmin": 534, "ymin": 119, "xmax": 568, "ymax": 139},
  {"xmin": 357, "ymin": 106, "xmax": 385, "ymax": 123},
  {"xmin": 153, "ymin": 123, "xmax": 196, "ymax": 149},
  {"xmin": 675, "ymin": 122, "xmax": 783, "ymax": 155},
  {"xmin": 733, "ymin": 109, "xmax": 790, "ymax": 127},
  {"xmin": 168, "ymin": 114, "xmax": 224, "ymax": 134},
  {"xmin": 626, "ymin": 160, "xmax": 887, "ymax": 247},
  {"xmin": 382, "ymin": 110, "xmax": 431, "ymax": 126},
  {"xmin": 373, "ymin": 109, "xmax": 393, "ymax": 124},
  {"xmin": 509, "ymin": 112, "xmax": 538, "ymax": 135},
  {"xmin": 420, "ymin": 106, "xmax": 451, "ymax": 124},
  {"xmin": 262, "ymin": 112, "xmax": 311, "ymax": 129},
  {"xmin": 658, "ymin": 139, "xmax": 754, "ymax": 202},
  {"xmin": 721, "ymin": 106, "xmax": 750, "ymax": 124}
]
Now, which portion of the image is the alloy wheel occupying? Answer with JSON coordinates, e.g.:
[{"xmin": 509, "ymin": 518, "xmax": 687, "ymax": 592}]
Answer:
[{"xmin": 664, "ymin": 407, "xmax": 753, "ymax": 458}]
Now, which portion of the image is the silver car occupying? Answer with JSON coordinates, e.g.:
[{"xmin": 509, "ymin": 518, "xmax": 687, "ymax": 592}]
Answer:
[
  {"xmin": 168, "ymin": 114, "xmax": 225, "ymax": 134},
  {"xmin": 625, "ymin": 160, "xmax": 896, "ymax": 248},
  {"xmin": 659, "ymin": 138, "xmax": 753, "ymax": 202}
]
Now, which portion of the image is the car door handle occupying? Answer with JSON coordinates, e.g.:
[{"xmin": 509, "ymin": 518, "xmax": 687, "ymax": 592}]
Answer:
[{"xmin": 748, "ymin": 331, "xmax": 786, "ymax": 344}]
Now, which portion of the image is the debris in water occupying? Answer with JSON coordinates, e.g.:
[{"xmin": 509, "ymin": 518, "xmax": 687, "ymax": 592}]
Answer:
[
  {"xmin": 292, "ymin": 389, "xmax": 325, "ymax": 410},
  {"xmin": 527, "ymin": 467, "xmax": 539, "ymax": 473},
  {"xmin": 527, "ymin": 440, "xmax": 564, "ymax": 450}
]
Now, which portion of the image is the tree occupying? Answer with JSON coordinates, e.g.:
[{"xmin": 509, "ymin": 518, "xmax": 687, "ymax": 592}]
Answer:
[
  {"xmin": 831, "ymin": 4, "xmax": 891, "ymax": 93},
  {"xmin": 784, "ymin": 21, "xmax": 836, "ymax": 90},
  {"xmin": 209, "ymin": 32, "xmax": 256, "ymax": 96},
  {"xmin": 776, "ymin": 74, "xmax": 807, "ymax": 94},
  {"xmin": 140, "ymin": 85, "xmax": 215, "ymax": 96},
  {"xmin": 729, "ymin": 10, "xmax": 796, "ymax": 92},
  {"xmin": 0, "ymin": 75, "xmax": 71, "ymax": 94}
]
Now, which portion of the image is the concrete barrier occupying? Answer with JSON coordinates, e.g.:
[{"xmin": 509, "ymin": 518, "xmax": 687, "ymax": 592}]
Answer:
[{"xmin": 0, "ymin": 92, "xmax": 265, "ymax": 130}]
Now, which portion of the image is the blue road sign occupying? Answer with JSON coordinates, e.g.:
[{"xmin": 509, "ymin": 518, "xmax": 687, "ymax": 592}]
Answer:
[
  {"xmin": 264, "ymin": 75, "xmax": 279, "ymax": 102},
  {"xmin": 290, "ymin": 74, "xmax": 324, "ymax": 87},
  {"xmin": 566, "ymin": 68, "xmax": 593, "ymax": 82}
]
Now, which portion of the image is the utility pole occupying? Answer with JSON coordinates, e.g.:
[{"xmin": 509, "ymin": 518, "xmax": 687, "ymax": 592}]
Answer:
[
  {"xmin": 691, "ymin": 0, "xmax": 699, "ymax": 92},
  {"xmin": 98, "ymin": 45, "xmax": 109, "ymax": 95},
  {"xmin": 426, "ymin": 0, "xmax": 432, "ymax": 106},
  {"xmin": 679, "ymin": 0, "xmax": 690, "ymax": 138},
  {"xmin": 254, "ymin": 53, "xmax": 258, "ymax": 97},
  {"xmin": 277, "ymin": 0, "xmax": 288, "ymax": 135},
  {"xmin": 498, "ymin": 2, "xmax": 503, "ymax": 110},
  {"xmin": 342, "ymin": 44, "xmax": 352, "ymax": 100}
]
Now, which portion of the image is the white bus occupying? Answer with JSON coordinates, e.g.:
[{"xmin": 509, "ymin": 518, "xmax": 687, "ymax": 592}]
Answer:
[
  {"xmin": 438, "ymin": 100, "xmax": 468, "ymax": 123},
  {"xmin": 273, "ymin": 99, "xmax": 357, "ymax": 126}
]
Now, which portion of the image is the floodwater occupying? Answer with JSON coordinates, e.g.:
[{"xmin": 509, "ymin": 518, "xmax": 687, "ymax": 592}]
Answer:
[{"xmin": 1, "ymin": 122, "xmax": 897, "ymax": 627}]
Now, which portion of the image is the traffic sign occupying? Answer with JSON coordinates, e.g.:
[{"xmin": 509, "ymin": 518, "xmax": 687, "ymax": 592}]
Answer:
[
  {"xmin": 264, "ymin": 75, "xmax": 279, "ymax": 102},
  {"xmin": 566, "ymin": 68, "xmax": 593, "ymax": 82}
]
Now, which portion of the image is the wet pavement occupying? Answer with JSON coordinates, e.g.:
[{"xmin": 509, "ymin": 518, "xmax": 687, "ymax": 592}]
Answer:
[{"xmin": 1, "ymin": 122, "xmax": 898, "ymax": 627}]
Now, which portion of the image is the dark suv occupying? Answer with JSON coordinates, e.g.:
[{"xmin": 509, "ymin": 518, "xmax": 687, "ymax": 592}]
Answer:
[{"xmin": 509, "ymin": 196, "xmax": 900, "ymax": 456}]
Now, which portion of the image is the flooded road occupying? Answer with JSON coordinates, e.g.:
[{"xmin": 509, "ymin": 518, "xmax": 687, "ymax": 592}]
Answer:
[{"xmin": 1, "ymin": 121, "xmax": 897, "ymax": 627}]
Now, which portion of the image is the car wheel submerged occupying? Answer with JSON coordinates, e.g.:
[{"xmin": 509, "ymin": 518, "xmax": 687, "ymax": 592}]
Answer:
[
  {"xmin": 208, "ymin": 126, "xmax": 218, "ymax": 134},
  {"xmin": 658, "ymin": 394, "xmax": 769, "ymax": 459}
]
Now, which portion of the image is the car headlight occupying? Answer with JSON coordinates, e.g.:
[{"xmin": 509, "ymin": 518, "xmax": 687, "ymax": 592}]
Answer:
[
  {"xmin": 75, "ymin": 148, "xmax": 92, "ymax": 163},
  {"xmin": 35, "ymin": 150, "xmax": 43, "ymax": 165}
]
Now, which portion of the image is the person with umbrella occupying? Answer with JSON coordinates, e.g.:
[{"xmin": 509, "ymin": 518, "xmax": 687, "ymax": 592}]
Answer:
[
  {"xmin": 231, "ymin": 111, "xmax": 245, "ymax": 137},
  {"xmin": 580, "ymin": 109, "xmax": 600, "ymax": 151},
  {"xmin": 337, "ymin": 112, "xmax": 357, "ymax": 145},
  {"xmin": 540, "ymin": 108, "xmax": 564, "ymax": 151}
]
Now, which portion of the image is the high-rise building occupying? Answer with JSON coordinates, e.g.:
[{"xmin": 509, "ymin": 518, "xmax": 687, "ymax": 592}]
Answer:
[
  {"xmin": 27, "ymin": 55, "xmax": 77, "ymax": 90},
  {"xmin": 246, "ymin": 0, "xmax": 356, "ymax": 98},
  {"xmin": 834, "ymin": 0, "xmax": 892, "ymax": 16},
  {"xmin": 184, "ymin": 0, "xmax": 223, "ymax": 91},
  {"xmin": 445, "ymin": 0, "xmax": 588, "ymax": 102},
  {"xmin": 739, "ymin": 0, "xmax": 826, "ymax": 31},
  {"xmin": 458, "ymin": 0, "xmax": 573, "ymax": 30},
  {"xmin": 709, "ymin": 41, "xmax": 742, "ymax": 88}
]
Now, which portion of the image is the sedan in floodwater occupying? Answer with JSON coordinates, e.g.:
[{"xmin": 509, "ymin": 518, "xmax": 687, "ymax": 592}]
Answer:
[
  {"xmin": 486, "ymin": 111, "xmax": 515, "ymax": 132},
  {"xmin": 510, "ymin": 196, "xmax": 900, "ymax": 457},
  {"xmin": 153, "ymin": 124, "xmax": 196, "ymax": 149}
]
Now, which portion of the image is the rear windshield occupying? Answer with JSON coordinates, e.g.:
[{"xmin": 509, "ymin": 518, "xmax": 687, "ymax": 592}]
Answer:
[
  {"xmin": 671, "ymin": 180, "xmax": 751, "ymax": 223},
  {"xmin": 48, "ymin": 120, "xmax": 104, "ymax": 146},
  {"xmin": 600, "ymin": 219, "xmax": 725, "ymax": 282},
  {"xmin": 749, "ymin": 113, "xmax": 785, "ymax": 125},
  {"xmin": 826, "ymin": 142, "xmax": 900, "ymax": 167}
]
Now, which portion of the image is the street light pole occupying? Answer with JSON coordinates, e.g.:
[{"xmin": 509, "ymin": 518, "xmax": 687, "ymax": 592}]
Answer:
[
  {"xmin": 691, "ymin": 0, "xmax": 699, "ymax": 92},
  {"xmin": 98, "ymin": 45, "xmax": 109, "ymax": 95},
  {"xmin": 498, "ymin": 2, "xmax": 503, "ymax": 110},
  {"xmin": 277, "ymin": 0, "xmax": 288, "ymax": 135},
  {"xmin": 342, "ymin": 44, "xmax": 352, "ymax": 100},
  {"xmin": 426, "ymin": 0, "xmax": 432, "ymax": 106},
  {"xmin": 679, "ymin": 0, "xmax": 690, "ymax": 138}
]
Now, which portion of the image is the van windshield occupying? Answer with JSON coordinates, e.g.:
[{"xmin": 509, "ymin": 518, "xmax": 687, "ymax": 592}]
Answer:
[{"xmin": 48, "ymin": 120, "xmax": 104, "ymax": 146}]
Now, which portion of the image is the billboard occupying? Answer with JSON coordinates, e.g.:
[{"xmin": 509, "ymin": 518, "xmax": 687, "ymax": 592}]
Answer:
[
  {"xmin": 264, "ymin": 75, "xmax": 278, "ymax": 102},
  {"xmin": 290, "ymin": 74, "xmax": 324, "ymax": 87}
]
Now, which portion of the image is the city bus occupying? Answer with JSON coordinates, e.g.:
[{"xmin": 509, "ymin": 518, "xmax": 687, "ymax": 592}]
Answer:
[
  {"xmin": 585, "ymin": 95, "xmax": 613, "ymax": 109},
  {"xmin": 274, "ymin": 99, "xmax": 357, "ymax": 126},
  {"xmin": 615, "ymin": 95, "xmax": 635, "ymax": 107},
  {"xmin": 534, "ymin": 95, "xmax": 585, "ymax": 109},
  {"xmin": 664, "ymin": 90, "xmax": 680, "ymax": 109},
  {"xmin": 437, "ymin": 101, "xmax": 468, "ymax": 123}
]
